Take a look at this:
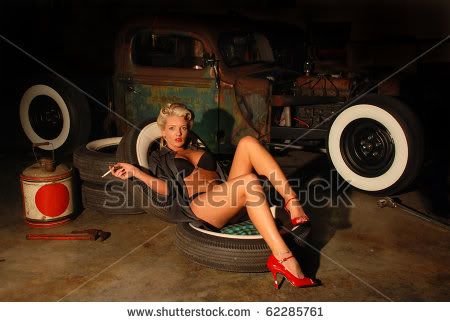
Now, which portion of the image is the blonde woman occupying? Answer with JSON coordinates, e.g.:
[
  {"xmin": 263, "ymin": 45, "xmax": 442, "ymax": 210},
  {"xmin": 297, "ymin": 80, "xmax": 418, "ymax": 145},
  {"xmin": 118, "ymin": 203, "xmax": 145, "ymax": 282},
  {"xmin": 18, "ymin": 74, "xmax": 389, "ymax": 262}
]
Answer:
[{"xmin": 110, "ymin": 103, "xmax": 319, "ymax": 289}]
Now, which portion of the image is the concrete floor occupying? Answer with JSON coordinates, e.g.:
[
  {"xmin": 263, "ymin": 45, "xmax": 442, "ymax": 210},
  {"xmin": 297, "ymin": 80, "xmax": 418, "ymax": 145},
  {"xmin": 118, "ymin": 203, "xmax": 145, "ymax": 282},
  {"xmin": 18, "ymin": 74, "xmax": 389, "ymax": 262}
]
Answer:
[{"xmin": 0, "ymin": 150, "xmax": 449, "ymax": 301}]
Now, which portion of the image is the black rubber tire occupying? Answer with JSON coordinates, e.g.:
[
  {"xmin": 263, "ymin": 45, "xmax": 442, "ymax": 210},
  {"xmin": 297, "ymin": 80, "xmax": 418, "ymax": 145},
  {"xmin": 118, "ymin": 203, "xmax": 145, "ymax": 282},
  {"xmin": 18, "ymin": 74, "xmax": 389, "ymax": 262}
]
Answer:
[
  {"xmin": 327, "ymin": 94, "xmax": 424, "ymax": 196},
  {"xmin": 19, "ymin": 75, "xmax": 91, "ymax": 156},
  {"xmin": 115, "ymin": 124, "xmax": 142, "ymax": 168},
  {"xmin": 81, "ymin": 181, "xmax": 144, "ymax": 215},
  {"xmin": 73, "ymin": 137, "xmax": 122, "ymax": 185},
  {"xmin": 175, "ymin": 220, "xmax": 311, "ymax": 273}
]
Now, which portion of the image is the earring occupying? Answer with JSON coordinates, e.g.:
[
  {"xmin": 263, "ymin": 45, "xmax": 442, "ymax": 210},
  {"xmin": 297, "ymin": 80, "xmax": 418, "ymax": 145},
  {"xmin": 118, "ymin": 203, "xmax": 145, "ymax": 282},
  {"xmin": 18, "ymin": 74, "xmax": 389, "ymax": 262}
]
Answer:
[{"xmin": 160, "ymin": 136, "xmax": 167, "ymax": 149}]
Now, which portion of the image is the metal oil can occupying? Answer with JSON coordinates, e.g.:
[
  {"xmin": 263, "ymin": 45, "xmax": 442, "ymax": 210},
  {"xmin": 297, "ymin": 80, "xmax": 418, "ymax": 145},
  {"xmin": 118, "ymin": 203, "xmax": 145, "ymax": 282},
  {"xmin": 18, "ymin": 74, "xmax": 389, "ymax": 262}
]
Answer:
[{"xmin": 20, "ymin": 143, "xmax": 76, "ymax": 228}]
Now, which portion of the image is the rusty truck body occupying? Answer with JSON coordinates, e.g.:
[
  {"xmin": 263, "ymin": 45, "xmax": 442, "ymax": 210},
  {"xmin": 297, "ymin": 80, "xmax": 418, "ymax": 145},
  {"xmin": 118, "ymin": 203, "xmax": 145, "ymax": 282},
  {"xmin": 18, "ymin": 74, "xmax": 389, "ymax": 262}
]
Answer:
[{"xmin": 20, "ymin": 15, "xmax": 423, "ymax": 196}]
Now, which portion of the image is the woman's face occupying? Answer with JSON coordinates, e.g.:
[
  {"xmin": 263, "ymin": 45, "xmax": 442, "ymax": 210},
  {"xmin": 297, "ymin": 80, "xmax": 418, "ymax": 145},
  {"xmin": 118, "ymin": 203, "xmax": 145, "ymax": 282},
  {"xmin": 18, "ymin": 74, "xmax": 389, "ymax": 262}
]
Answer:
[{"xmin": 161, "ymin": 115, "xmax": 189, "ymax": 151}]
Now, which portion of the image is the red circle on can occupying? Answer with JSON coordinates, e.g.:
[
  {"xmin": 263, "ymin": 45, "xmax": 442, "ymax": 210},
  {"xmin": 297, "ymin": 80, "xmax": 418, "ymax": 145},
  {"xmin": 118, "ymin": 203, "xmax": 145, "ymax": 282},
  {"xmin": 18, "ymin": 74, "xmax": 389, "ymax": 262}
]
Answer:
[{"xmin": 35, "ymin": 183, "xmax": 70, "ymax": 217}]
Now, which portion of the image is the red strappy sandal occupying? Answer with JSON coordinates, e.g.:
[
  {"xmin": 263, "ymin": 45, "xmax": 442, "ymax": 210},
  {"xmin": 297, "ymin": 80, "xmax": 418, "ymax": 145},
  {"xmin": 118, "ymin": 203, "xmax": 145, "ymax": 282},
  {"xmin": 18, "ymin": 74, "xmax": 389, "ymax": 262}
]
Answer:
[
  {"xmin": 284, "ymin": 197, "xmax": 310, "ymax": 226},
  {"xmin": 266, "ymin": 254, "xmax": 319, "ymax": 289}
]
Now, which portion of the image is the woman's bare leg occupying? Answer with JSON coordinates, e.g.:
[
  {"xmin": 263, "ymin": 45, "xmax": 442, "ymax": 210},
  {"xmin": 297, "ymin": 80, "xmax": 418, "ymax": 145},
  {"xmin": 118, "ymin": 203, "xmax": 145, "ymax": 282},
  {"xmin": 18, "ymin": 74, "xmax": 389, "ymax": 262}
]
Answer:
[
  {"xmin": 228, "ymin": 136, "xmax": 308, "ymax": 221},
  {"xmin": 190, "ymin": 173, "xmax": 304, "ymax": 279}
]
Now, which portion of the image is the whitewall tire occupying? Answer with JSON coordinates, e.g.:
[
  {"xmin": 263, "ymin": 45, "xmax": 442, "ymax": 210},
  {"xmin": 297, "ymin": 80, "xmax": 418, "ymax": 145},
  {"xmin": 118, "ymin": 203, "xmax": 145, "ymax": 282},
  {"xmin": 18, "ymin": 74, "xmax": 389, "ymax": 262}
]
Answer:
[
  {"xmin": 327, "ymin": 95, "xmax": 423, "ymax": 195},
  {"xmin": 19, "ymin": 76, "xmax": 91, "ymax": 154}
]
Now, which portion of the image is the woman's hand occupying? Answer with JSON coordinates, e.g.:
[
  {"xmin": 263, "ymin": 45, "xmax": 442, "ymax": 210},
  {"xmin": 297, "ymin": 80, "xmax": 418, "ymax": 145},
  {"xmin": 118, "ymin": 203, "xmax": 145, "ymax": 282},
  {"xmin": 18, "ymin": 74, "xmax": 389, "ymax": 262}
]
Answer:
[{"xmin": 109, "ymin": 162, "xmax": 138, "ymax": 180}]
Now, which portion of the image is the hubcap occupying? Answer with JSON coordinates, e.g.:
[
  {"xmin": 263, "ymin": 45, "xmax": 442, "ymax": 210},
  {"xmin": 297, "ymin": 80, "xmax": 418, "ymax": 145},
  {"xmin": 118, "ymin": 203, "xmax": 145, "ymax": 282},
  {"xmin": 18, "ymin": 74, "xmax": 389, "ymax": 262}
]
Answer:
[
  {"xmin": 28, "ymin": 95, "xmax": 63, "ymax": 140},
  {"xmin": 340, "ymin": 118, "xmax": 395, "ymax": 177}
]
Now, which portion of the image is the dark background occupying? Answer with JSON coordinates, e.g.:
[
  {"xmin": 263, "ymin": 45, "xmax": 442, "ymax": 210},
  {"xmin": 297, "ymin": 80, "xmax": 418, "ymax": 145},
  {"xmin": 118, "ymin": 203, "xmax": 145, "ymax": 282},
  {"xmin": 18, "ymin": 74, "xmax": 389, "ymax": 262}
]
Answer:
[{"xmin": 0, "ymin": 0, "xmax": 448, "ymax": 215}]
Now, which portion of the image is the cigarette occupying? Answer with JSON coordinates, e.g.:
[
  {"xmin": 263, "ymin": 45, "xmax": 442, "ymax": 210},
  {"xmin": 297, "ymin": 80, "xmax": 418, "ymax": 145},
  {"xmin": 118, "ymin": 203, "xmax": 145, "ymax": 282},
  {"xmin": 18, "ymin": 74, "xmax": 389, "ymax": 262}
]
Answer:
[{"xmin": 101, "ymin": 169, "xmax": 112, "ymax": 178}]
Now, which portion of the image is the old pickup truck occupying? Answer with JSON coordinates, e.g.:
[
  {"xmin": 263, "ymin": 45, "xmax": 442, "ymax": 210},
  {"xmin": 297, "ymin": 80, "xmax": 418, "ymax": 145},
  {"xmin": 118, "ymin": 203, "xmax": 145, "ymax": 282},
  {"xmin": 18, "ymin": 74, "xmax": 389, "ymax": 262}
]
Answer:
[{"xmin": 19, "ymin": 15, "xmax": 423, "ymax": 196}]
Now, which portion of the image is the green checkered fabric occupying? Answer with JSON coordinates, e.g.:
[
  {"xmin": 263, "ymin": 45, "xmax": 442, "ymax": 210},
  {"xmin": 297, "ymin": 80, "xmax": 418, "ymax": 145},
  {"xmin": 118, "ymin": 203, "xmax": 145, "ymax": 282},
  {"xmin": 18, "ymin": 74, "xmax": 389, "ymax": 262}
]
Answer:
[{"xmin": 220, "ymin": 220, "xmax": 260, "ymax": 235}]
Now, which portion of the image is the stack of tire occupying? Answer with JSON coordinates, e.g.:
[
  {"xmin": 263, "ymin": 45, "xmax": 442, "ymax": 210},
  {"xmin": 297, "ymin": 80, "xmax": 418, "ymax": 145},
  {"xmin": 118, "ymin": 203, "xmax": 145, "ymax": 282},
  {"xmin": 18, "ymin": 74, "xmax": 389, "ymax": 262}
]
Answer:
[{"xmin": 73, "ymin": 137, "xmax": 144, "ymax": 215}]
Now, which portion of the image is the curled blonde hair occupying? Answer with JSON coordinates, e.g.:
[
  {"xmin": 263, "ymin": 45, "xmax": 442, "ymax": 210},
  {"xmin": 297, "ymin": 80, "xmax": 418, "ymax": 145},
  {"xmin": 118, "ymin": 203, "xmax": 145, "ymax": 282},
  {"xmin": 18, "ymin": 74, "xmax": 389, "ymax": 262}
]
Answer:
[{"xmin": 157, "ymin": 103, "xmax": 194, "ymax": 130}]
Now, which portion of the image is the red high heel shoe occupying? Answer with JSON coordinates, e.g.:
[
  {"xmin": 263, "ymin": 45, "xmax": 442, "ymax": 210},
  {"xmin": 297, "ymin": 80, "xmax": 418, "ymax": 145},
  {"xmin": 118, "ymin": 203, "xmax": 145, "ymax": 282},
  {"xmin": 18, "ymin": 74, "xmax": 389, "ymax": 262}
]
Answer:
[
  {"xmin": 284, "ymin": 197, "xmax": 310, "ymax": 226},
  {"xmin": 267, "ymin": 254, "xmax": 318, "ymax": 289}
]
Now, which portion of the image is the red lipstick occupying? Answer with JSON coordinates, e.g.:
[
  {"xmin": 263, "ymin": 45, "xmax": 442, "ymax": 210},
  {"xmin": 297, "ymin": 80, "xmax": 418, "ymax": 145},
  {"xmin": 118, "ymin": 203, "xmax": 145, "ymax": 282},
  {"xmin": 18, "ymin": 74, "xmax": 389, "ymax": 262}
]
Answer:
[{"xmin": 175, "ymin": 138, "xmax": 182, "ymax": 142}]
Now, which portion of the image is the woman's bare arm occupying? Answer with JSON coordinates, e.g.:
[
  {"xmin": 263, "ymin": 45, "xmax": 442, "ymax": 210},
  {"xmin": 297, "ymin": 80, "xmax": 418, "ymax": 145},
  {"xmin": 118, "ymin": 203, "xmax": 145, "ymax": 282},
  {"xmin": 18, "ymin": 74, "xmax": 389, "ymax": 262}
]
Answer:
[
  {"xmin": 133, "ymin": 168, "xmax": 169, "ymax": 196},
  {"xmin": 110, "ymin": 162, "xmax": 169, "ymax": 196}
]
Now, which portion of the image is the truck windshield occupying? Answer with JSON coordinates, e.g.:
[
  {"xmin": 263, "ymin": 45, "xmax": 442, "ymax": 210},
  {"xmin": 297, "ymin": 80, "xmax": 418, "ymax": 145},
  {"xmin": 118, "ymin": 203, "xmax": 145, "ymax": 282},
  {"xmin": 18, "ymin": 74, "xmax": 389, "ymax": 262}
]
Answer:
[{"xmin": 219, "ymin": 32, "xmax": 275, "ymax": 67}]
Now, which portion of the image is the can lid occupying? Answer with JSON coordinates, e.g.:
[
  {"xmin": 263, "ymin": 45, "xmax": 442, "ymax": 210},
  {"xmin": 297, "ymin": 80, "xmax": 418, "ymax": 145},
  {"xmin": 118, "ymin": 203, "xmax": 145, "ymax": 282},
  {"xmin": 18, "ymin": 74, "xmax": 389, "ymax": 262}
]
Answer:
[{"xmin": 21, "ymin": 162, "xmax": 72, "ymax": 179}]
